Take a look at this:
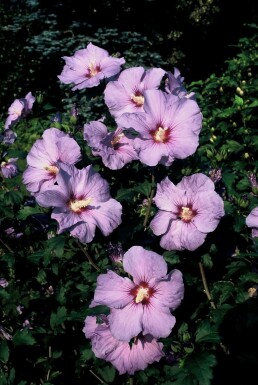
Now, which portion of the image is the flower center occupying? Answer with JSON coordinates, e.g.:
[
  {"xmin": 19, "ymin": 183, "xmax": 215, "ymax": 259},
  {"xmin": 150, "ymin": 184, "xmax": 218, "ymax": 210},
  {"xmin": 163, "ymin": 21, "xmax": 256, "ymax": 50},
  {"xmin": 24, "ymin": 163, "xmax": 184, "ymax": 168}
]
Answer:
[
  {"xmin": 88, "ymin": 63, "xmax": 101, "ymax": 78},
  {"xmin": 69, "ymin": 198, "xmax": 92, "ymax": 213},
  {"xmin": 151, "ymin": 126, "xmax": 169, "ymax": 143},
  {"xmin": 44, "ymin": 165, "xmax": 59, "ymax": 175},
  {"xmin": 179, "ymin": 206, "xmax": 195, "ymax": 223},
  {"xmin": 111, "ymin": 133, "xmax": 124, "ymax": 148},
  {"xmin": 135, "ymin": 287, "xmax": 150, "ymax": 303},
  {"xmin": 130, "ymin": 282, "xmax": 154, "ymax": 305},
  {"xmin": 131, "ymin": 93, "xmax": 144, "ymax": 107}
]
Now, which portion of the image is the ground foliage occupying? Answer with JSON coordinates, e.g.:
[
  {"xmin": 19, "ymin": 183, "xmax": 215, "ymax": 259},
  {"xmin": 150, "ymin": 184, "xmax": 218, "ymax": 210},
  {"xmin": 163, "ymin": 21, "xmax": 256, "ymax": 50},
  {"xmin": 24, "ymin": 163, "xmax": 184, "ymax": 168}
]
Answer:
[{"xmin": 0, "ymin": 24, "xmax": 258, "ymax": 385}]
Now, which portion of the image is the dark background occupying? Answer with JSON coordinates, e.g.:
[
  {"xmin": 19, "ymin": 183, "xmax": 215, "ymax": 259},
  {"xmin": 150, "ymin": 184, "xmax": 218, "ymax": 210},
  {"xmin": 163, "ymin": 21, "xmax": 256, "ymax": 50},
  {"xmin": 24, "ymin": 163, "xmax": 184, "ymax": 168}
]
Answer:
[{"xmin": 0, "ymin": 0, "xmax": 258, "ymax": 114}]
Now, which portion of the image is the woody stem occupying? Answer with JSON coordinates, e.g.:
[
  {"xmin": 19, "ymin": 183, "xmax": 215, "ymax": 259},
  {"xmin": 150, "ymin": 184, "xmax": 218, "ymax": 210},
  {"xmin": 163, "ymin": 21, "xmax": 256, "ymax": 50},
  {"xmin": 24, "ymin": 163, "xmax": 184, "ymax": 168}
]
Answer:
[
  {"xmin": 198, "ymin": 262, "xmax": 216, "ymax": 309},
  {"xmin": 143, "ymin": 172, "xmax": 155, "ymax": 230}
]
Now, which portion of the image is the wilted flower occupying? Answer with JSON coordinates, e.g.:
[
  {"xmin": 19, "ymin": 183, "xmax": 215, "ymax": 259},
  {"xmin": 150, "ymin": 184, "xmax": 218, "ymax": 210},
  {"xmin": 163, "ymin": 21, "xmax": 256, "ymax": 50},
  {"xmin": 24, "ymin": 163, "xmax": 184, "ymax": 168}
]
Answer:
[
  {"xmin": 23, "ymin": 127, "xmax": 81, "ymax": 194},
  {"xmin": 209, "ymin": 168, "xmax": 222, "ymax": 183},
  {"xmin": 106, "ymin": 242, "xmax": 124, "ymax": 264},
  {"xmin": 1, "ymin": 158, "xmax": 18, "ymax": 178},
  {"xmin": 58, "ymin": 42, "xmax": 125, "ymax": 90},
  {"xmin": 91, "ymin": 246, "xmax": 184, "ymax": 341},
  {"xmin": 0, "ymin": 128, "xmax": 17, "ymax": 144},
  {"xmin": 35, "ymin": 163, "xmax": 122, "ymax": 244},
  {"xmin": 83, "ymin": 315, "xmax": 164, "ymax": 375},
  {"xmin": 22, "ymin": 319, "xmax": 33, "ymax": 330},
  {"xmin": 0, "ymin": 326, "xmax": 12, "ymax": 340},
  {"xmin": 104, "ymin": 66, "xmax": 165, "ymax": 118},
  {"xmin": 17, "ymin": 305, "xmax": 24, "ymax": 314},
  {"xmin": 165, "ymin": 68, "xmax": 195, "ymax": 99},
  {"xmin": 246, "ymin": 207, "xmax": 258, "ymax": 237},
  {"xmin": 51, "ymin": 112, "xmax": 62, "ymax": 124},
  {"xmin": 4, "ymin": 227, "xmax": 23, "ymax": 239},
  {"xmin": 0, "ymin": 278, "xmax": 9, "ymax": 288},
  {"xmin": 150, "ymin": 173, "xmax": 225, "ymax": 251},
  {"xmin": 83, "ymin": 121, "xmax": 138, "ymax": 170},
  {"xmin": 5, "ymin": 92, "xmax": 35, "ymax": 129},
  {"xmin": 117, "ymin": 89, "xmax": 202, "ymax": 166}
]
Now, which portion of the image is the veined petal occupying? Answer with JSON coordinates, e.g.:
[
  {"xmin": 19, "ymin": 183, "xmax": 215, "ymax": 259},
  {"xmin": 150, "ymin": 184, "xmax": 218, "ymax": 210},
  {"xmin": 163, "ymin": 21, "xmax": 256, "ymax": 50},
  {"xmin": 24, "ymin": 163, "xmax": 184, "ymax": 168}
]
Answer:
[
  {"xmin": 142, "ymin": 300, "xmax": 176, "ymax": 338},
  {"xmin": 93, "ymin": 270, "xmax": 134, "ymax": 308},
  {"xmin": 177, "ymin": 173, "xmax": 215, "ymax": 192},
  {"xmin": 153, "ymin": 177, "xmax": 185, "ymax": 211},
  {"xmin": 35, "ymin": 188, "xmax": 68, "ymax": 208},
  {"xmin": 143, "ymin": 90, "xmax": 167, "ymax": 125},
  {"xmin": 123, "ymin": 246, "xmax": 167, "ymax": 284},
  {"xmin": 153, "ymin": 269, "xmax": 184, "ymax": 310},
  {"xmin": 83, "ymin": 199, "xmax": 122, "ymax": 236},
  {"xmin": 160, "ymin": 220, "xmax": 206, "ymax": 251},
  {"xmin": 108, "ymin": 303, "xmax": 143, "ymax": 342},
  {"xmin": 246, "ymin": 207, "xmax": 258, "ymax": 228},
  {"xmin": 150, "ymin": 210, "xmax": 175, "ymax": 236}
]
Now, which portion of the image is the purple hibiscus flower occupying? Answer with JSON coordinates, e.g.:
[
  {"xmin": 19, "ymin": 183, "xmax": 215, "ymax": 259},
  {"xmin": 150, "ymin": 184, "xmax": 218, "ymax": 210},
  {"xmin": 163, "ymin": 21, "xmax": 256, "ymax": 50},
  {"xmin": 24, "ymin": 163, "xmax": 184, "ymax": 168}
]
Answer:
[
  {"xmin": 83, "ymin": 121, "xmax": 138, "ymax": 170},
  {"xmin": 117, "ymin": 89, "xmax": 202, "ymax": 166},
  {"xmin": 58, "ymin": 42, "xmax": 125, "ymax": 91},
  {"xmin": 91, "ymin": 246, "xmax": 184, "ymax": 341},
  {"xmin": 246, "ymin": 207, "xmax": 258, "ymax": 237},
  {"xmin": 83, "ymin": 315, "xmax": 164, "ymax": 375},
  {"xmin": 35, "ymin": 163, "xmax": 122, "ymax": 243},
  {"xmin": 104, "ymin": 66, "xmax": 165, "ymax": 118},
  {"xmin": 23, "ymin": 127, "xmax": 81, "ymax": 194},
  {"xmin": 1, "ymin": 158, "xmax": 18, "ymax": 178},
  {"xmin": 5, "ymin": 92, "xmax": 35, "ymax": 129},
  {"xmin": 150, "ymin": 173, "xmax": 225, "ymax": 251}
]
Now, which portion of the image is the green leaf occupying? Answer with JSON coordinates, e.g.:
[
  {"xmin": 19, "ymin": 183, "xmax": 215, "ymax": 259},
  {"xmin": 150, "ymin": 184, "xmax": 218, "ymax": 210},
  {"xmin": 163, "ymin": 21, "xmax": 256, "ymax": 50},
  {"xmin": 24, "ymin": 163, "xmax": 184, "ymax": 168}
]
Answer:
[
  {"xmin": 0, "ymin": 341, "xmax": 9, "ymax": 363},
  {"xmin": 46, "ymin": 236, "xmax": 66, "ymax": 258},
  {"xmin": 13, "ymin": 330, "xmax": 36, "ymax": 346},
  {"xmin": 17, "ymin": 206, "xmax": 44, "ymax": 220},
  {"xmin": 201, "ymin": 254, "xmax": 213, "ymax": 269},
  {"xmin": 184, "ymin": 352, "xmax": 217, "ymax": 385},
  {"xmin": 4, "ymin": 191, "xmax": 23, "ymax": 206},
  {"xmin": 226, "ymin": 140, "xmax": 243, "ymax": 153},
  {"xmin": 234, "ymin": 95, "xmax": 244, "ymax": 106},
  {"xmin": 50, "ymin": 306, "xmax": 67, "ymax": 329},
  {"xmin": 195, "ymin": 321, "xmax": 220, "ymax": 344},
  {"xmin": 97, "ymin": 365, "xmax": 116, "ymax": 383}
]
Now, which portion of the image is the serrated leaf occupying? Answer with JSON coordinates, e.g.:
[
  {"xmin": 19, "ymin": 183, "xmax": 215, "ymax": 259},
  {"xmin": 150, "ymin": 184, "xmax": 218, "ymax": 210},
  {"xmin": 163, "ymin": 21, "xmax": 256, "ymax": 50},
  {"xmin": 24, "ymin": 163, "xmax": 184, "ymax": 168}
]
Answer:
[
  {"xmin": 46, "ymin": 236, "xmax": 66, "ymax": 257},
  {"xmin": 195, "ymin": 321, "xmax": 220, "ymax": 344},
  {"xmin": 13, "ymin": 330, "xmax": 36, "ymax": 346},
  {"xmin": 184, "ymin": 352, "xmax": 217, "ymax": 385},
  {"xmin": 50, "ymin": 306, "xmax": 67, "ymax": 329}
]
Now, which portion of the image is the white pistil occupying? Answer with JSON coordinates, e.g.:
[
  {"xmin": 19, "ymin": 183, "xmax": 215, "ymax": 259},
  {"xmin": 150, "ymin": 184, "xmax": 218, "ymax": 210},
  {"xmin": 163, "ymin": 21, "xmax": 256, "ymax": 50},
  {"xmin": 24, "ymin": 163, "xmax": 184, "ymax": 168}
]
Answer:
[
  {"xmin": 45, "ymin": 165, "xmax": 59, "ymax": 174},
  {"xmin": 131, "ymin": 94, "xmax": 144, "ymax": 107},
  {"xmin": 153, "ymin": 126, "xmax": 168, "ymax": 143},
  {"xmin": 70, "ymin": 198, "xmax": 92, "ymax": 213},
  {"xmin": 180, "ymin": 206, "xmax": 193, "ymax": 221},
  {"xmin": 135, "ymin": 287, "xmax": 149, "ymax": 303}
]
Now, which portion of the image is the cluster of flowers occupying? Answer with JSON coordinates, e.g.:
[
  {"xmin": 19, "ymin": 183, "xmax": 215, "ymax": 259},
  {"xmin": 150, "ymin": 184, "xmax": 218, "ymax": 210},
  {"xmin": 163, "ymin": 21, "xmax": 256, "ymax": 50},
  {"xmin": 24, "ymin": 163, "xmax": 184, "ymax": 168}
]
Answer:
[
  {"xmin": 84, "ymin": 245, "xmax": 184, "ymax": 374},
  {"xmin": 2, "ymin": 42, "xmax": 258, "ymax": 374}
]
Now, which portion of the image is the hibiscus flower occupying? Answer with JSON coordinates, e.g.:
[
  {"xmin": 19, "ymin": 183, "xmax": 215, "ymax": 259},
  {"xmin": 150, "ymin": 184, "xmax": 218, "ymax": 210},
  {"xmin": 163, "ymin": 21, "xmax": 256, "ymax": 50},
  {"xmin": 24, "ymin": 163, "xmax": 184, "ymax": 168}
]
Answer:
[
  {"xmin": 91, "ymin": 245, "xmax": 184, "ymax": 341},
  {"xmin": 150, "ymin": 173, "xmax": 225, "ymax": 251},
  {"xmin": 58, "ymin": 42, "xmax": 125, "ymax": 90}
]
